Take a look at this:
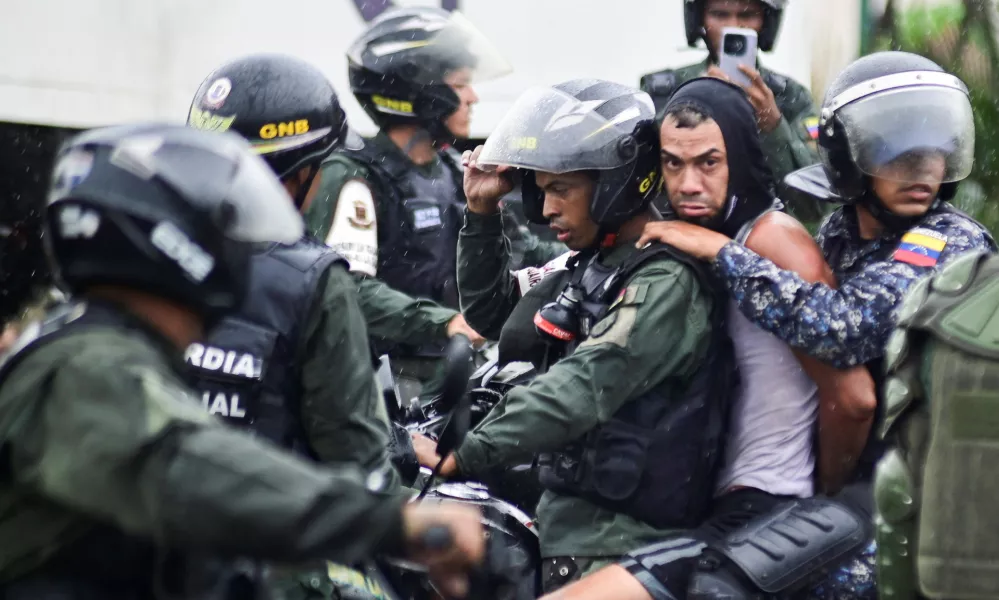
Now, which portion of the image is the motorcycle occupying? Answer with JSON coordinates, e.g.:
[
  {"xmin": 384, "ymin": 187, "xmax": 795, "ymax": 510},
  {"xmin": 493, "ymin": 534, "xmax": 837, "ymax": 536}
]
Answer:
[
  {"xmin": 331, "ymin": 337, "xmax": 541, "ymax": 600},
  {"xmin": 401, "ymin": 355, "xmax": 546, "ymax": 514}
]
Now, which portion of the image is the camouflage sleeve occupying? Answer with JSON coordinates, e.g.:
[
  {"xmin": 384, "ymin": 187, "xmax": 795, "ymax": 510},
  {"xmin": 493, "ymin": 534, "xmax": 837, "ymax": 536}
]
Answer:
[
  {"xmin": 353, "ymin": 274, "xmax": 456, "ymax": 345},
  {"xmin": 306, "ymin": 156, "xmax": 380, "ymax": 277},
  {"xmin": 456, "ymin": 208, "xmax": 521, "ymax": 340},
  {"xmin": 454, "ymin": 262, "xmax": 712, "ymax": 475},
  {"xmin": 14, "ymin": 334, "xmax": 406, "ymax": 565},
  {"xmin": 714, "ymin": 218, "xmax": 995, "ymax": 368},
  {"xmin": 299, "ymin": 264, "xmax": 402, "ymax": 493}
]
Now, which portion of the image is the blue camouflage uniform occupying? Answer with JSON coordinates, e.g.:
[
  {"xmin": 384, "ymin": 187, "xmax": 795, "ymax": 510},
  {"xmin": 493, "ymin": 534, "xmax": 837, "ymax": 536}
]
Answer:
[
  {"xmin": 714, "ymin": 204, "xmax": 996, "ymax": 369},
  {"xmin": 713, "ymin": 203, "xmax": 995, "ymax": 599}
]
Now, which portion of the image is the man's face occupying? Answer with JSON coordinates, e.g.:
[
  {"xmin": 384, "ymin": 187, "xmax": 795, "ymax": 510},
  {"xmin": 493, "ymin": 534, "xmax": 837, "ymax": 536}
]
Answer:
[
  {"xmin": 870, "ymin": 151, "xmax": 947, "ymax": 217},
  {"xmin": 661, "ymin": 115, "xmax": 730, "ymax": 226},
  {"xmin": 703, "ymin": 0, "xmax": 766, "ymax": 56},
  {"xmin": 442, "ymin": 67, "xmax": 479, "ymax": 139},
  {"xmin": 537, "ymin": 170, "xmax": 599, "ymax": 250}
]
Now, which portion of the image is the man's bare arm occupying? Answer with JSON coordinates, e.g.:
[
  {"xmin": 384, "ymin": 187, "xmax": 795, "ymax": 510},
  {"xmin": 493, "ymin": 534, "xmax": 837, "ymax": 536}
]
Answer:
[{"xmin": 744, "ymin": 212, "xmax": 877, "ymax": 495}]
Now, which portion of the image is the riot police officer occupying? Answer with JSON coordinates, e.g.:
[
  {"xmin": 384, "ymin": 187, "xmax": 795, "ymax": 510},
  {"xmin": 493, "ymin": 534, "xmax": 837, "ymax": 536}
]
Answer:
[
  {"xmin": 414, "ymin": 79, "xmax": 734, "ymax": 593},
  {"xmin": 0, "ymin": 124, "xmax": 484, "ymax": 599},
  {"xmin": 641, "ymin": 0, "xmax": 824, "ymax": 224},
  {"xmin": 187, "ymin": 54, "xmax": 479, "ymax": 489},
  {"xmin": 306, "ymin": 6, "xmax": 511, "ymax": 306},
  {"xmin": 306, "ymin": 7, "xmax": 528, "ymax": 399}
]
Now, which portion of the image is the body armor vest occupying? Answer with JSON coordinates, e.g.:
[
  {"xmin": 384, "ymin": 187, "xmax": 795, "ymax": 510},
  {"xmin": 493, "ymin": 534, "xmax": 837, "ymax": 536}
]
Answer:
[
  {"xmin": 0, "ymin": 302, "xmax": 255, "ymax": 600},
  {"xmin": 497, "ymin": 244, "xmax": 738, "ymax": 529},
  {"xmin": 345, "ymin": 141, "xmax": 465, "ymax": 310},
  {"xmin": 878, "ymin": 249, "xmax": 999, "ymax": 600},
  {"xmin": 185, "ymin": 238, "xmax": 346, "ymax": 455}
]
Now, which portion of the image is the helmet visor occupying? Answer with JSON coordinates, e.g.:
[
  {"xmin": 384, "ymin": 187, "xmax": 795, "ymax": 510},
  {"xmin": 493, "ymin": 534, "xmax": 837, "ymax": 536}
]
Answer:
[
  {"xmin": 478, "ymin": 86, "xmax": 646, "ymax": 174},
  {"xmin": 223, "ymin": 149, "xmax": 304, "ymax": 244},
  {"xmin": 840, "ymin": 85, "xmax": 975, "ymax": 185},
  {"xmin": 117, "ymin": 130, "xmax": 304, "ymax": 244},
  {"xmin": 350, "ymin": 10, "xmax": 511, "ymax": 85}
]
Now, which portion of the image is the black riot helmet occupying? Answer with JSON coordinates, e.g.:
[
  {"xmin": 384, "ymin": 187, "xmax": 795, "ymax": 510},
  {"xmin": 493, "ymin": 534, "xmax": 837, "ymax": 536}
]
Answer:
[
  {"xmin": 477, "ymin": 79, "xmax": 662, "ymax": 237},
  {"xmin": 684, "ymin": 0, "xmax": 787, "ymax": 52},
  {"xmin": 347, "ymin": 7, "xmax": 510, "ymax": 140},
  {"xmin": 798, "ymin": 51, "xmax": 975, "ymax": 231},
  {"xmin": 189, "ymin": 54, "xmax": 355, "ymax": 208},
  {"xmin": 44, "ymin": 124, "xmax": 303, "ymax": 324}
]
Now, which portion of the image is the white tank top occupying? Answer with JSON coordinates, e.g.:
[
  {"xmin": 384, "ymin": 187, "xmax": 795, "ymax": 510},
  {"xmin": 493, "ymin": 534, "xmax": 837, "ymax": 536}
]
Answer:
[{"xmin": 714, "ymin": 214, "xmax": 818, "ymax": 498}]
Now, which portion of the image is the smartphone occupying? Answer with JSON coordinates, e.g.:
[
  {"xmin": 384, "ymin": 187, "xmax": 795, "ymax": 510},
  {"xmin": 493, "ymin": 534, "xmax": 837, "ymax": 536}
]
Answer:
[{"xmin": 719, "ymin": 27, "xmax": 759, "ymax": 88}]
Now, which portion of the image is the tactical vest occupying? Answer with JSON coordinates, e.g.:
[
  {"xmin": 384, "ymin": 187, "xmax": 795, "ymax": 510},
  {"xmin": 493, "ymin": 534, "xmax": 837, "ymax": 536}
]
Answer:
[
  {"xmin": 185, "ymin": 238, "xmax": 346, "ymax": 456},
  {"xmin": 0, "ymin": 302, "xmax": 256, "ymax": 600},
  {"xmin": 498, "ymin": 244, "xmax": 738, "ymax": 529},
  {"xmin": 342, "ymin": 141, "xmax": 465, "ymax": 310},
  {"xmin": 878, "ymin": 249, "xmax": 999, "ymax": 600}
]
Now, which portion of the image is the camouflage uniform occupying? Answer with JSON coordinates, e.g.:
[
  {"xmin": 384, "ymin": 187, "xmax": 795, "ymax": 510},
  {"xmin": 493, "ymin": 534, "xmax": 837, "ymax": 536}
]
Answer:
[
  {"xmin": 876, "ymin": 249, "xmax": 999, "ymax": 600},
  {"xmin": 0, "ymin": 301, "xmax": 406, "ymax": 587},
  {"xmin": 641, "ymin": 59, "xmax": 825, "ymax": 226},
  {"xmin": 455, "ymin": 210, "xmax": 714, "ymax": 573},
  {"xmin": 714, "ymin": 205, "xmax": 996, "ymax": 369}
]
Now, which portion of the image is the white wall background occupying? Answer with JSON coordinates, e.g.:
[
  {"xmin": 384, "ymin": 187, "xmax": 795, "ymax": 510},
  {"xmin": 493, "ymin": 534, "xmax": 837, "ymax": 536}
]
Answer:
[{"xmin": 1, "ymin": 0, "xmax": 818, "ymax": 137}]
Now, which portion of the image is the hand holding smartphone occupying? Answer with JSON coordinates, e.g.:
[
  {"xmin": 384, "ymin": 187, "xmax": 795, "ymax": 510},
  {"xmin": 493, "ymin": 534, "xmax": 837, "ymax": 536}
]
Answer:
[{"xmin": 718, "ymin": 27, "xmax": 759, "ymax": 88}]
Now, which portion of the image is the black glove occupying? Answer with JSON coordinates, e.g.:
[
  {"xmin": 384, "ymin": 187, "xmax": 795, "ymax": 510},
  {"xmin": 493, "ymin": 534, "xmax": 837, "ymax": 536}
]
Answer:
[{"xmin": 387, "ymin": 422, "xmax": 420, "ymax": 487}]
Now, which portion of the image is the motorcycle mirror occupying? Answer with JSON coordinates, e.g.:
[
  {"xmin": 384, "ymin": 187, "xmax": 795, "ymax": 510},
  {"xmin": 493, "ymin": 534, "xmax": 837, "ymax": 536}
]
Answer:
[
  {"xmin": 434, "ymin": 334, "xmax": 475, "ymax": 458},
  {"xmin": 376, "ymin": 354, "xmax": 404, "ymax": 422},
  {"xmin": 418, "ymin": 334, "xmax": 474, "ymax": 500}
]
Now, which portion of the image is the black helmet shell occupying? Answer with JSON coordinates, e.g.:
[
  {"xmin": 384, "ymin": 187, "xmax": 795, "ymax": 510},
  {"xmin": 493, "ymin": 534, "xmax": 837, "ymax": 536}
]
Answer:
[
  {"xmin": 817, "ymin": 51, "xmax": 962, "ymax": 203},
  {"xmin": 347, "ymin": 7, "xmax": 509, "ymax": 137},
  {"xmin": 45, "ymin": 124, "xmax": 302, "ymax": 321},
  {"xmin": 478, "ymin": 79, "xmax": 661, "ymax": 233},
  {"xmin": 684, "ymin": 0, "xmax": 787, "ymax": 52},
  {"xmin": 189, "ymin": 54, "xmax": 350, "ymax": 181}
]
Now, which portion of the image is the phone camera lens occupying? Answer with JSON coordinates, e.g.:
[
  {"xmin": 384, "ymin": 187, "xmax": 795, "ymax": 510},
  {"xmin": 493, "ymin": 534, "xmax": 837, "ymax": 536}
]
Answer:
[{"xmin": 724, "ymin": 35, "xmax": 747, "ymax": 55}]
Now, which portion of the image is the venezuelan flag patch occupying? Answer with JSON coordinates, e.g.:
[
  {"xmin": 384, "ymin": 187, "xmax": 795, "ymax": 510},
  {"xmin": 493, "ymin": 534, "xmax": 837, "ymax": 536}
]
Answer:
[
  {"xmin": 804, "ymin": 116, "xmax": 820, "ymax": 140},
  {"xmin": 893, "ymin": 228, "xmax": 948, "ymax": 267}
]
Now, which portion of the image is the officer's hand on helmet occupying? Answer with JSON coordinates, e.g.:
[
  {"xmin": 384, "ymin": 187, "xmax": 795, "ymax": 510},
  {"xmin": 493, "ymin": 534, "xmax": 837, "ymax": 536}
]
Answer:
[
  {"xmin": 462, "ymin": 145, "xmax": 514, "ymax": 215},
  {"xmin": 707, "ymin": 65, "xmax": 783, "ymax": 133},
  {"xmin": 411, "ymin": 432, "xmax": 460, "ymax": 477},
  {"xmin": 402, "ymin": 503, "xmax": 486, "ymax": 598},
  {"xmin": 635, "ymin": 221, "xmax": 731, "ymax": 262},
  {"xmin": 446, "ymin": 314, "xmax": 486, "ymax": 348}
]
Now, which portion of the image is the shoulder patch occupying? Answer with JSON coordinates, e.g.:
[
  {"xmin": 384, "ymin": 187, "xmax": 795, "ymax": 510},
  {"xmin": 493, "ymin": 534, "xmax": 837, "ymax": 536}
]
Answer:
[
  {"xmin": 580, "ymin": 306, "xmax": 638, "ymax": 349},
  {"xmin": 894, "ymin": 227, "xmax": 948, "ymax": 267},
  {"xmin": 608, "ymin": 283, "xmax": 650, "ymax": 311},
  {"xmin": 326, "ymin": 179, "xmax": 378, "ymax": 277}
]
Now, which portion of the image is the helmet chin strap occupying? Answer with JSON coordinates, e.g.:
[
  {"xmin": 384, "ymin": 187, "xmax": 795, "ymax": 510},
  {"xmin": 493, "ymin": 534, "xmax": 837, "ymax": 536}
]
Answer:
[
  {"xmin": 860, "ymin": 187, "xmax": 940, "ymax": 234},
  {"xmin": 291, "ymin": 164, "xmax": 320, "ymax": 211},
  {"xmin": 403, "ymin": 128, "xmax": 434, "ymax": 155}
]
